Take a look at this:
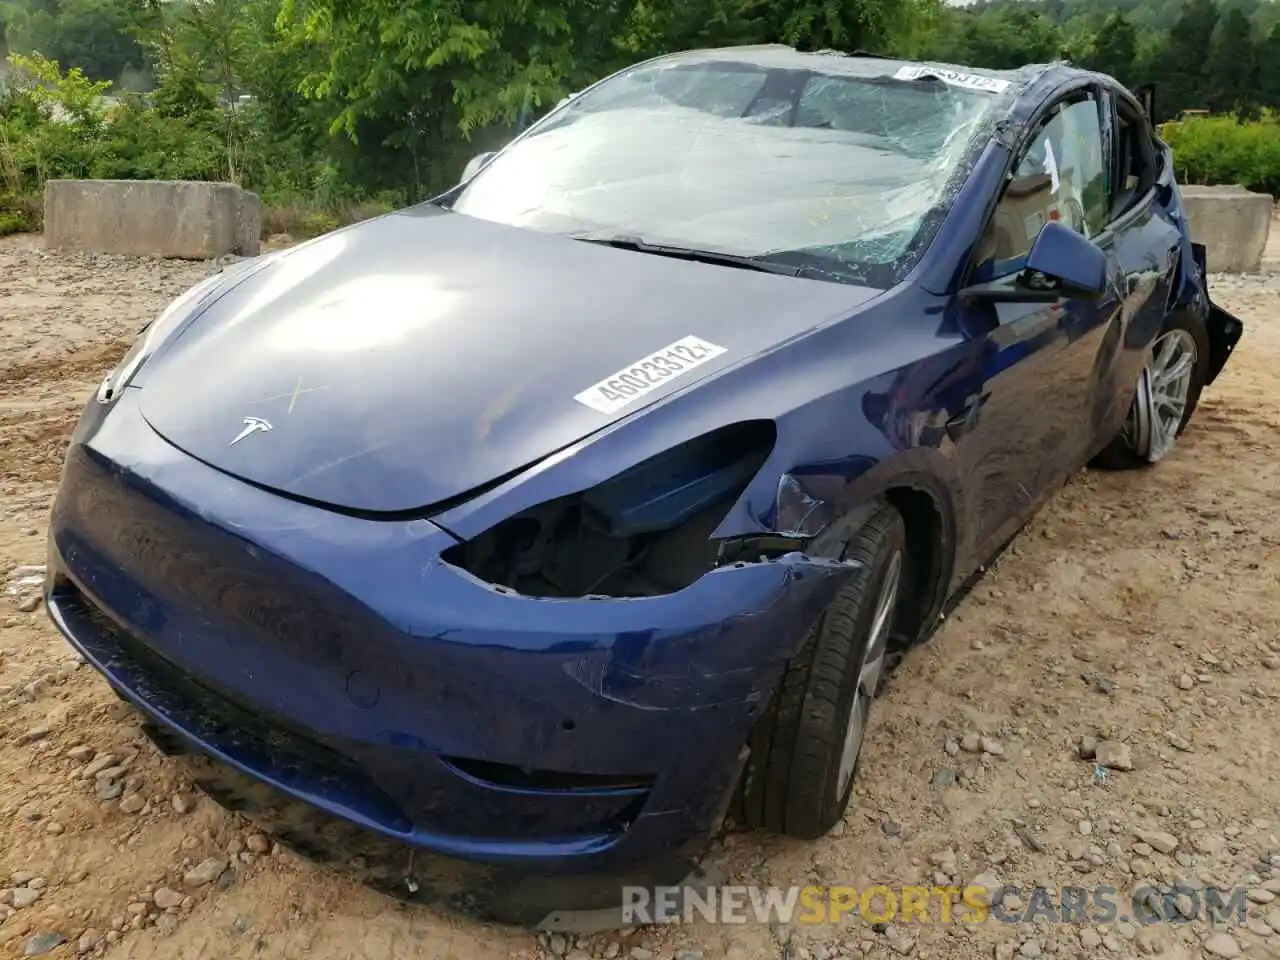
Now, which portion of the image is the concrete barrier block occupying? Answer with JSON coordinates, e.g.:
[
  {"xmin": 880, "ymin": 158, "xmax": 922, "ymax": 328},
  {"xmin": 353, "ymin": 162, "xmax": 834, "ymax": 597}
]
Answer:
[
  {"xmin": 43, "ymin": 179, "xmax": 262, "ymax": 260},
  {"xmin": 1180, "ymin": 184, "xmax": 1273, "ymax": 274}
]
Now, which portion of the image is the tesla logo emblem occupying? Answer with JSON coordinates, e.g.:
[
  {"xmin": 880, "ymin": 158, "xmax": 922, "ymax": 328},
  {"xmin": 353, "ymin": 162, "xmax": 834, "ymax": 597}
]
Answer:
[{"xmin": 230, "ymin": 416, "xmax": 272, "ymax": 446}]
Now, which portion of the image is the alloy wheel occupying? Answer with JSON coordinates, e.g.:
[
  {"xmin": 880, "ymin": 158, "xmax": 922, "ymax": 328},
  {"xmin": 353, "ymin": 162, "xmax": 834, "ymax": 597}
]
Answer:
[{"xmin": 835, "ymin": 549, "xmax": 902, "ymax": 799}]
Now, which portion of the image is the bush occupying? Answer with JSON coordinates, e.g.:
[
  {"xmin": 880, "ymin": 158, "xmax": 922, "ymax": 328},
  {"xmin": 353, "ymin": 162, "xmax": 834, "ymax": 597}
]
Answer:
[
  {"xmin": 0, "ymin": 52, "xmax": 406, "ymax": 239},
  {"xmin": 1162, "ymin": 112, "xmax": 1280, "ymax": 196}
]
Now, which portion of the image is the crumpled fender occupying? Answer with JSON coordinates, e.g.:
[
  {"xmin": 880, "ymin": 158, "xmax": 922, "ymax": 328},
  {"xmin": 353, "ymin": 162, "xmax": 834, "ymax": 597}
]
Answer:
[{"xmin": 557, "ymin": 552, "xmax": 859, "ymax": 710}]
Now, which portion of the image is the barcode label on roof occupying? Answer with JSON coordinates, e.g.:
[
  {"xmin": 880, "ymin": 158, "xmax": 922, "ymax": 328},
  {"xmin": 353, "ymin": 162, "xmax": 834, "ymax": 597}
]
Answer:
[{"xmin": 894, "ymin": 65, "xmax": 1011, "ymax": 95}]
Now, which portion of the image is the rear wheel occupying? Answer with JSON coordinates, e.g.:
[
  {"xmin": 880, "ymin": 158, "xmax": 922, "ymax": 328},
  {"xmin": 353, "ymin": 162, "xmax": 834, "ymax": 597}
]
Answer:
[
  {"xmin": 735, "ymin": 501, "xmax": 905, "ymax": 839},
  {"xmin": 1092, "ymin": 309, "xmax": 1210, "ymax": 470}
]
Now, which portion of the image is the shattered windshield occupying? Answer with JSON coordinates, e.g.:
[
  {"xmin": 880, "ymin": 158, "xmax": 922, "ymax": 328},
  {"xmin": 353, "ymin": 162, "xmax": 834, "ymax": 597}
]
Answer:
[{"xmin": 450, "ymin": 56, "xmax": 1009, "ymax": 287}]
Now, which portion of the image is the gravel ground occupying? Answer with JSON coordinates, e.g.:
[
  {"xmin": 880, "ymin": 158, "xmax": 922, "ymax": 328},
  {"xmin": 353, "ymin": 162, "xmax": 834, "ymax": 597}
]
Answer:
[{"xmin": 1, "ymin": 228, "xmax": 1279, "ymax": 960}]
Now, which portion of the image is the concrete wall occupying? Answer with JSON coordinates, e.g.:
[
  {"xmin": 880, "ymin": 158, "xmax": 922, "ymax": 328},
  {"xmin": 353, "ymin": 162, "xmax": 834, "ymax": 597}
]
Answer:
[
  {"xmin": 1181, "ymin": 184, "xmax": 1273, "ymax": 274},
  {"xmin": 43, "ymin": 180, "xmax": 262, "ymax": 260}
]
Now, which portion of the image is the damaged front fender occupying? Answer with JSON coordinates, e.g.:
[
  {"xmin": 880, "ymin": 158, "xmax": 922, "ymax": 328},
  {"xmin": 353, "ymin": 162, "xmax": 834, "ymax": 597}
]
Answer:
[
  {"xmin": 437, "ymin": 550, "xmax": 860, "ymax": 713},
  {"xmin": 558, "ymin": 552, "xmax": 859, "ymax": 711}
]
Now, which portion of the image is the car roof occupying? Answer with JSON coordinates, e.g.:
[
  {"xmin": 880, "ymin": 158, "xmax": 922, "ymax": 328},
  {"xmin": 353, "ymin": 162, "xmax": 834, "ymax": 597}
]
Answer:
[{"xmin": 646, "ymin": 45, "xmax": 1109, "ymax": 115}]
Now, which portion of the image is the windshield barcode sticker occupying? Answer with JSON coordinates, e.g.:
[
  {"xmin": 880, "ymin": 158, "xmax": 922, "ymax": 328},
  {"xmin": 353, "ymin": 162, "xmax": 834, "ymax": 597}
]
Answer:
[
  {"xmin": 574, "ymin": 336, "xmax": 727, "ymax": 415},
  {"xmin": 893, "ymin": 65, "xmax": 1011, "ymax": 95}
]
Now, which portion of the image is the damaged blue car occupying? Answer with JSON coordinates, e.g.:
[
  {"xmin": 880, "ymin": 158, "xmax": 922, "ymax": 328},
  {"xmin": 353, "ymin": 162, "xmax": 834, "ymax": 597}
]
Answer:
[{"xmin": 46, "ymin": 44, "xmax": 1242, "ymax": 925}]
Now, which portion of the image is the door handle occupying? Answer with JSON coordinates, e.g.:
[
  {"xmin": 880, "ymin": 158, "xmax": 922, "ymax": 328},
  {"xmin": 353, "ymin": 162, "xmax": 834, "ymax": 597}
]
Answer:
[{"xmin": 945, "ymin": 392, "xmax": 990, "ymax": 442}]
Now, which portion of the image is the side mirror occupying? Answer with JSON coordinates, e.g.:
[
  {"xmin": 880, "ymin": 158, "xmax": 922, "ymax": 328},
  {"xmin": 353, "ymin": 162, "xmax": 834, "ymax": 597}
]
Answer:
[
  {"xmin": 1022, "ymin": 220, "xmax": 1108, "ymax": 299},
  {"xmin": 959, "ymin": 221, "xmax": 1108, "ymax": 305},
  {"xmin": 461, "ymin": 151, "xmax": 497, "ymax": 183}
]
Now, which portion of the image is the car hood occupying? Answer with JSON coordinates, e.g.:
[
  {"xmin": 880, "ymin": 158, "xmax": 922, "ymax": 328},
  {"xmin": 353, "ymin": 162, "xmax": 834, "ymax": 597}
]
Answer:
[{"xmin": 138, "ymin": 206, "xmax": 881, "ymax": 514}]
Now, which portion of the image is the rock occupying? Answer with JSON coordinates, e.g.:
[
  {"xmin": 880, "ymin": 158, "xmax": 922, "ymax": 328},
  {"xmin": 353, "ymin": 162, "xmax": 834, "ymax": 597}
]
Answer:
[
  {"xmin": 155, "ymin": 914, "xmax": 179, "ymax": 936},
  {"xmin": 119, "ymin": 794, "xmax": 145, "ymax": 814},
  {"xmin": 961, "ymin": 733, "xmax": 983, "ymax": 753},
  {"xmin": 12, "ymin": 888, "xmax": 42, "ymax": 908},
  {"xmin": 980, "ymin": 737, "xmax": 1004, "ymax": 756},
  {"xmin": 1078, "ymin": 735, "xmax": 1098, "ymax": 759},
  {"xmin": 172, "ymin": 794, "xmax": 195, "ymax": 815},
  {"xmin": 183, "ymin": 857, "xmax": 227, "ymax": 889},
  {"xmin": 23, "ymin": 933, "xmax": 65, "ymax": 957},
  {"xmin": 1094, "ymin": 741, "xmax": 1133, "ymax": 771},
  {"xmin": 66, "ymin": 745, "xmax": 95, "ymax": 762},
  {"xmin": 1080, "ymin": 929, "xmax": 1102, "ymax": 949},
  {"xmin": 933, "ymin": 767, "xmax": 957, "ymax": 787},
  {"xmin": 629, "ymin": 950, "xmax": 654, "ymax": 960},
  {"xmin": 154, "ymin": 887, "xmax": 183, "ymax": 909},
  {"xmin": 1018, "ymin": 940, "xmax": 1042, "ymax": 959},
  {"xmin": 82, "ymin": 754, "xmax": 118, "ymax": 778},
  {"xmin": 17, "ymin": 595, "xmax": 40, "ymax": 613},
  {"xmin": 1249, "ymin": 887, "xmax": 1277, "ymax": 904},
  {"xmin": 77, "ymin": 929, "xmax": 100, "ymax": 954},
  {"xmin": 1135, "ymin": 830, "xmax": 1178, "ymax": 854},
  {"xmin": 94, "ymin": 763, "xmax": 130, "ymax": 782},
  {"xmin": 886, "ymin": 935, "xmax": 915, "ymax": 956},
  {"xmin": 1177, "ymin": 674, "xmax": 1194, "ymax": 690},
  {"xmin": 1246, "ymin": 917, "xmax": 1273, "ymax": 937},
  {"xmin": 246, "ymin": 834, "xmax": 270, "ymax": 854},
  {"xmin": 16, "ymin": 726, "xmax": 51, "ymax": 745},
  {"xmin": 1202, "ymin": 932, "xmax": 1241, "ymax": 958},
  {"xmin": 969, "ymin": 873, "xmax": 1001, "ymax": 906}
]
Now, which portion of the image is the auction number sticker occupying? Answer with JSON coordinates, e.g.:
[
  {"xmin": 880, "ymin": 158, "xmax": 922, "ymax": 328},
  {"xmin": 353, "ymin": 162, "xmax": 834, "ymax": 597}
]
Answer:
[
  {"xmin": 573, "ymin": 335, "xmax": 727, "ymax": 415},
  {"xmin": 893, "ymin": 65, "xmax": 1011, "ymax": 95}
]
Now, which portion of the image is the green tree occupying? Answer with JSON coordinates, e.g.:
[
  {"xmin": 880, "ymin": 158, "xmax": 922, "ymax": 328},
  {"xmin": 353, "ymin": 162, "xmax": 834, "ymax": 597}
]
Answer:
[
  {"xmin": 1080, "ymin": 10, "xmax": 1137, "ymax": 85},
  {"xmin": 1158, "ymin": 0, "xmax": 1219, "ymax": 117},
  {"xmin": 1257, "ymin": 22, "xmax": 1280, "ymax": 111},
  {"xmin": 1204, "ymin": 7, "xmax": 1259, "ymax": 117}
]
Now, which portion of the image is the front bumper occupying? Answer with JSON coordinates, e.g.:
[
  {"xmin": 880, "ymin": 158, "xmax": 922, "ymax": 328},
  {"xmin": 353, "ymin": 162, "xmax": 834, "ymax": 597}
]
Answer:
[{"xmin": 46, "ymin": 390, "xmax": 856, "ymax": 923}]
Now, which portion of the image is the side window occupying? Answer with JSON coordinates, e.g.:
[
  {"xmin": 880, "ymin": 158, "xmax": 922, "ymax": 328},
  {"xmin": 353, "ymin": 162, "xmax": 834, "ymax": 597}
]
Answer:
[
  {"xmin": 974, "ymin": 96, "xmax": 1108, "ymax": 281},
  {"xmin": 1110, "ymin": 101, "xmax": 1161, "ymax": 219}
]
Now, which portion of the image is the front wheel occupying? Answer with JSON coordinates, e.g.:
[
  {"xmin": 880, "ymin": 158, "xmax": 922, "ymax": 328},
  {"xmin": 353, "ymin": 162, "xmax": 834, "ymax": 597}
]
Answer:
[
  {"xmin": 734, "ymin": 501, "xmax": 906, "ymax": 839},
  {"xmin": 1091, "ymin": 308, "xmax": 1210, "ymax": 470}
]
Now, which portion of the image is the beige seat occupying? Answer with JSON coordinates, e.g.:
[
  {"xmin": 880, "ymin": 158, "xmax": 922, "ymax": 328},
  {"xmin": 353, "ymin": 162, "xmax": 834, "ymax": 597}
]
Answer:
[{"xmin": 977, "ymin": 171, "xmax": 1055, "ymax": 266}]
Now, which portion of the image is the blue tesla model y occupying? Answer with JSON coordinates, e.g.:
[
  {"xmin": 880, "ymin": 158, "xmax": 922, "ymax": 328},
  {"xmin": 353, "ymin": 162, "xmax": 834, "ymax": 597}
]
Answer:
[{"xmin": 46, "ymin": 45, "xmax": 1242, "ymax": 925}]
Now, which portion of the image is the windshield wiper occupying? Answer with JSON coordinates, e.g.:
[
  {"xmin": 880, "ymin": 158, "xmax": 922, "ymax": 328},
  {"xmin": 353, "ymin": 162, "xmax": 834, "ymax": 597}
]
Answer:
[{"xmin": 572, "ymin": 234, "xmax": 804, "ymax": 277}]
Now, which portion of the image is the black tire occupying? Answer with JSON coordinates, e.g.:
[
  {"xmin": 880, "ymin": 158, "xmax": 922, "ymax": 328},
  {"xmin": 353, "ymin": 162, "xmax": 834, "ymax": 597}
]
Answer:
[
  {"xmin": 1091, "ymin": 307, "xmax": 1210, "ymax": 471},
  {"xmin": 734, "ymin": 501, "xmax": 906, "ymax": 840}
]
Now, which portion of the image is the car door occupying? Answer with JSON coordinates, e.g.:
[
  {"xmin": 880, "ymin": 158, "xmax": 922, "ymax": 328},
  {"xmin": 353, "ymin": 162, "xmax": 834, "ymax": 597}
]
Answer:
[
  {"xmin": 1075, "ymin": 85, "xmax": 1186, "ymax": 452},
  {"xmin": 951, "ymin": 88, "xmax": 1120, "ymax": 568}
]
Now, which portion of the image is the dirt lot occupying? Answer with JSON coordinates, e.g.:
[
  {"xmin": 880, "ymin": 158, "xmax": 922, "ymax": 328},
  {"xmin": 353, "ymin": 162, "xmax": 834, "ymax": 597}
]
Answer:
[{"xmin": 1, "ymin": 227, "xmax": 1279, "ymax": 960}]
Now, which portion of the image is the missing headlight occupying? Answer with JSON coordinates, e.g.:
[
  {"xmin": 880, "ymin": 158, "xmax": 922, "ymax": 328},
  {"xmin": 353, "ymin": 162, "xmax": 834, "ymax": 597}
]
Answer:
[{"xmin": 441, "ymin": 421, "xmax": 777, "ymax": 598}]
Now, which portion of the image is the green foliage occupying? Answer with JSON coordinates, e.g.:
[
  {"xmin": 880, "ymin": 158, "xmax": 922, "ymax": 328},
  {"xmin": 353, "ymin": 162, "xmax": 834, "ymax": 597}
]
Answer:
[
  {"xmin": 1163, "ymin": 112, "xmax": 1280, "ymax": 195},
  {"xmin": 2, "ymin": 0, "xmax": 1280, "ymax": 239}
]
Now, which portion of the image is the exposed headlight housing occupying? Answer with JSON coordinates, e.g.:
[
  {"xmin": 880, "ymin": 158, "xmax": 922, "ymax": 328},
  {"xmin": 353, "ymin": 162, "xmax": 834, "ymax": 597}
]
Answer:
[
  {"xmin": 96, "ymin": 270, "xmax": 229, "ymax": 404},
  {"xmin": 441, "ymin": 421, "xmax": 777, "ymax": 598}
]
